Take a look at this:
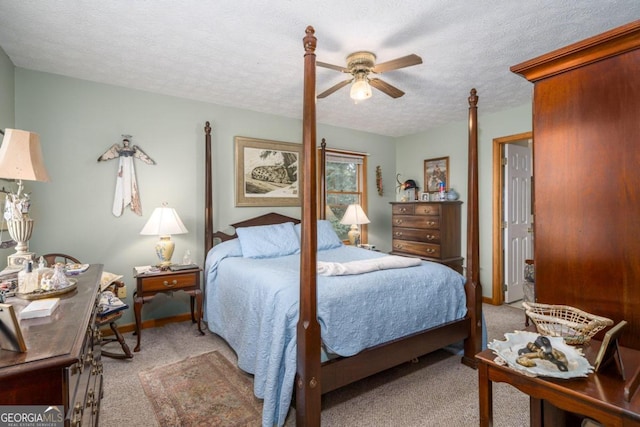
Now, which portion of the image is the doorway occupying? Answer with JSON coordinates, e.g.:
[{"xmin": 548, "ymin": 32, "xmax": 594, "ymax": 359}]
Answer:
[{"xmin": 491, "ymin": 132, "xmax": 533, "ymax": 305}]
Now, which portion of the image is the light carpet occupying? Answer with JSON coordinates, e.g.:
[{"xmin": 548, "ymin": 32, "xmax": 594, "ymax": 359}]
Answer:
[{"xmin": 100, "ymin": 303, "xmax": 529, "ymax": 426}]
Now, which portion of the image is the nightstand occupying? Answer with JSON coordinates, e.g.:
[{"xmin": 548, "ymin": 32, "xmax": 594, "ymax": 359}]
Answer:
[{"xmin": 133, "ymin": 267, "xmax": 204, "ymax": 352}]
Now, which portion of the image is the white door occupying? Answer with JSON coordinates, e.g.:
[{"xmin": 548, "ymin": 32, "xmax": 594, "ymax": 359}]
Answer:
[{"xmin": 503, "ymin": 143, "xmax": 533, "ymax": 303}]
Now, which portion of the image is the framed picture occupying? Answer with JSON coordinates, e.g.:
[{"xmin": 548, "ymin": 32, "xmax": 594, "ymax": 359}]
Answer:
[
  {"xmin": 0, "ymin": 303, "xmax": 27, "ymax": 352},
  {"xmin": 420, "ymin": 192, "xmax": 430, "ymax": 201},
  {"xmin": 594, "ymin": 320, "xmax": 627, "ymax": 374},
  {"xmin": 424, "ymin": 156, "xmax": 449, "ymax": 193},
  {"xmin": 235, "ymin": 136, "xmax": 302, "ymax": 207}
]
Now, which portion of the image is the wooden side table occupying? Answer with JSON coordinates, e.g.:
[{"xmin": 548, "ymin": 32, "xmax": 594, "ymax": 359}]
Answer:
[
  {"xmin": 476, "ymin": 342, "xmax": 640, "ymax": 426},
  {"xmin": 133, "ymin": 267, "xmax": 204, "ymax": 352}
]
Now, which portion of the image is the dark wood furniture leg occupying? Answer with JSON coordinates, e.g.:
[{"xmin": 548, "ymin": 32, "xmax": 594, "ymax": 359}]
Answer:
[
  {"xmin": 478, "ymin": 361, "xmax": 493, "ymax": 427},
  {"xmin": 186, "ymin": 289, "xmax": 204, "ymax": 335},
  {"xmin": 102, "ymin": 320, "xmax": 133, "ymax": 359},
  {"xmin": 134, "ymin": 292, "xmax": 143, "ymax": 352}
]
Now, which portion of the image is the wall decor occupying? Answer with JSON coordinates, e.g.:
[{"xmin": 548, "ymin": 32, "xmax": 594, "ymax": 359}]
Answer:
[
  {"xmin": 235, "ymin": 136, "xmax": 302, "ymax": 207},
  {"xmin": 98, "ymin": 135, "xmax": 155, "ymax": 217},
  {"xmin": 424, "ymin": 156, "xmax": 449, "ymax": 193},
  {"xmin": 376, "ymin": 165, "xmax": 383, "ymax": 196}
]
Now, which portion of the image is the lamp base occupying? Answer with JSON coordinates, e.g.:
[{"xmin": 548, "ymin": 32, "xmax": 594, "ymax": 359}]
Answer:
[
  {"xmin": 155, "ymin": 236, "xmax": 175, "ymax": 267},
  {"xmin": 347, "ymin": 225, "xmax": 361, "ymax": 246},
  {"xmin": 7, "ymin": 251, "xmax": 35, "ymax": 269}
]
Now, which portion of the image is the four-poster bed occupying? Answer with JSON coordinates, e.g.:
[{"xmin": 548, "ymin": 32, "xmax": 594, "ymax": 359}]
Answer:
[{"xmin": 202, "ymin": 26, "xmax": 482, "ymax": 427}]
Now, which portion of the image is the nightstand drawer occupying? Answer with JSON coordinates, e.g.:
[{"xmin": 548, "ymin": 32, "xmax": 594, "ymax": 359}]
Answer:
[{"xmin": 140, "ymin": 272, "xmax": 196, "ymax": 292}]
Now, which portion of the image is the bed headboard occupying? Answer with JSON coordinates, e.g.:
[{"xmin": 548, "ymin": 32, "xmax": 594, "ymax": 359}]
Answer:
[{"xmin": 211, "ymin": 212, "xmax": 300, "ymax": 243}]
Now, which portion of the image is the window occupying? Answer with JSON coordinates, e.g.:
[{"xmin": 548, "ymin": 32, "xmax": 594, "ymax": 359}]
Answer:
[{"xmin": 320, "ymin": 148, "xmax": 368, "ymax": 242}]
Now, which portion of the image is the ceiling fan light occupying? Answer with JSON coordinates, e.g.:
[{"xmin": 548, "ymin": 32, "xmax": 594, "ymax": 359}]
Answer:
[{"xmin": 350, "ymin": 75, "xmax": 372, "ymax": 101}]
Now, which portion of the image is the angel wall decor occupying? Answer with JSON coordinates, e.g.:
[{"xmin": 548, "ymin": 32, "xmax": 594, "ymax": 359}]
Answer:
[{"xmin": 98, "ymin": 135, "xmax": 155, "ymax": 217}]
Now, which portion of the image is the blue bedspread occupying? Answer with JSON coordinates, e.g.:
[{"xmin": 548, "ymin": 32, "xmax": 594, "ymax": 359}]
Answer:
[{"xmin": 204, "ymin": 240, "xmax": 467, "ymax": 427}]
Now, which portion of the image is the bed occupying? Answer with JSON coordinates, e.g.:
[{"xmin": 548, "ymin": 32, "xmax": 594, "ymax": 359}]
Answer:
[{"xmin": 202, "ymin": 26, "xmax": 482, "ymax": 427}]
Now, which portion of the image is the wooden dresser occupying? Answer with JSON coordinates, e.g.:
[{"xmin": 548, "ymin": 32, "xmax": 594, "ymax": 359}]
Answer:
[
  {"xmin": 511, "ymin": 20, "xmax": 640, "ymax": 350},
  {"xmin": 390, "ymin": 201, "xmax": 463, "ymax": 273},
  {"xmin": 0, "ymin": 264, "xmax": 104, "ymax": 426}
]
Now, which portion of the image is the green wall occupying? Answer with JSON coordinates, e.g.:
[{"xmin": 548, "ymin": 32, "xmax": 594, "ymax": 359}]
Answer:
[
  {"xmin": 10, "ymin": 68, "xmax": 397, "ymax": 325},
  {"xmin": 5, "ymin": 67, "xmax": 533, "ymax": 324},
  {"xmin": 0, "ymin": 46, "xmax": 14, "ymax": 132},
  {"xmin": 395, "ymin": 101, "xmax": 533, "ymax": 299}
]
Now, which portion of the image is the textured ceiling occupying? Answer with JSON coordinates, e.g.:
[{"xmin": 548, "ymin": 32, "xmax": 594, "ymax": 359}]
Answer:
[{"xmin": 0, "ymin": 2, "xmax": 638, "ymax": 137}]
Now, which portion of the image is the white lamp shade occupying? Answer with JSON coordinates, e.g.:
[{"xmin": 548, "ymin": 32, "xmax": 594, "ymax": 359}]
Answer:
[
  {"xmin": 140, "ymin": 206, "xmax": 188, "ymax": 236},
  {"xmin": 340, "ymin": 204, "xmax": 370, "ymax": 226},
  {"xmin": 0, "ymin": 129, "xmax": 50, "ymax": 182}
]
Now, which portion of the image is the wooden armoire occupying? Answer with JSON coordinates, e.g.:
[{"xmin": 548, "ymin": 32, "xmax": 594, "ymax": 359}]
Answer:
[{"xmin": 511, "ymin": 20, "xmax": 640, "ymax": 350}]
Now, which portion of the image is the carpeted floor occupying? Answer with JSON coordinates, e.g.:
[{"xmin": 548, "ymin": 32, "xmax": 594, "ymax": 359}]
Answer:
[
  {"xmin": 100, "ymin": 303, "xmax": 529, "ymax": 426},
  {"xmin": 139, "ymin": 351, "xmax": 262, "ymax": 426}
]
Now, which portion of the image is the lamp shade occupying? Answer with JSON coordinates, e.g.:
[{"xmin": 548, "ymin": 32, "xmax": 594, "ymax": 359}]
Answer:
[
  {"xmin": 0, "ymin": 129, "xmax": 50, "ymax": 182},
  {"xmin": 340, "ymin": 204, "xmax": 370, "ymax": 226},
  {"xmin": 140, "ymin": 206, "xmax": 188, "ymax": 236}
]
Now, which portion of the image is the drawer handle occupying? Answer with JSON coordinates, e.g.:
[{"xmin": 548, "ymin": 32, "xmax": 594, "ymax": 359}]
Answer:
[
  {"xmin": 163, "ymin": 279, "xmax": 178, "ymax": 288},
  {"xmin": 420, "ymin": 208, "xmax": 432, "ymax": 214},
  {"xmin": 426, "ymin": 248, "xmax": 436, "ymax": 254},
  {"xmin": 399, "ymin": 207, "xmax": 407, "ymax": 213},
  {"xmin": 427, "ymin": 221, "xmax": 436, "ymax": 226},
  {"xmin": 394, "ymin": 243, "xmax": 403, "ymax": 249},
  {"xmin": 394, "ymin": 231, "xmax": 403, "ymax": 237},
  {"xmin": 425, "ymin": 234, "xmax": 435, "ymax": 240},
  {"xmin": 394, "ymin": 219, "xmax": 403, "ymax": 225}
]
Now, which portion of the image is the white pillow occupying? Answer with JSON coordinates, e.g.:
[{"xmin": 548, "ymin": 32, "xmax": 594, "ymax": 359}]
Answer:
[{"xmin": 236, "ymin": 222, "xmax": 300, "ymax": 259}]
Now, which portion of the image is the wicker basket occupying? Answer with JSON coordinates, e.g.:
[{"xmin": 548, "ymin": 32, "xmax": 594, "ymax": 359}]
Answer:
[{"xmin": 522, "ymin": 302, "xmax": 614, "ymax": 345}]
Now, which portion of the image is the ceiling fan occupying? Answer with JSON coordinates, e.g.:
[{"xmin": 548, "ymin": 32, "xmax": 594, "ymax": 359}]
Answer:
[{"xmin": 317, "ymin": 51, "xmax": 422, "ymax": 101}]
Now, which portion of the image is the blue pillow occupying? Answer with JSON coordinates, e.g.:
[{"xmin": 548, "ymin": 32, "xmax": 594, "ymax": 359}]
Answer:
[
  {"xmin": 236, "ymin": 222, "xmax": 300, "ymax": 258},
  {"xmin": 295, "ymin": 220, "xmax": 343, "ymax": 251}
]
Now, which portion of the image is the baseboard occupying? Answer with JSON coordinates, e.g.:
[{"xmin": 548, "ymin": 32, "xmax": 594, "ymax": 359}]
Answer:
[{"xmin": 100, "ymin": 312, "xmax": 197, "ymax": 336}]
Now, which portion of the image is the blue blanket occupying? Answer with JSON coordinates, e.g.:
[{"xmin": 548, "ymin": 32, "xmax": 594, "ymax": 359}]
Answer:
[{"xmin": 204, "ymin": 240, "xmax": 467, "ymax": 427}]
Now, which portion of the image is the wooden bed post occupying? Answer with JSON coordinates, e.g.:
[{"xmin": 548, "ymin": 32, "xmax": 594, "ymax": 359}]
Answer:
[
  {"xmin": 296, "ymin": 25, "xmax": 322, "ymax": 427},
  {"xmin": 203, "ymin": 121, "xmax": 213, "ymax": 304},
  {"xmin": 319, "ymin": 138, "xmax": 326, "ymax": 220},
  {"xmin": 463, "ymin": 88, "xmax": 483, "ymax": 367}
]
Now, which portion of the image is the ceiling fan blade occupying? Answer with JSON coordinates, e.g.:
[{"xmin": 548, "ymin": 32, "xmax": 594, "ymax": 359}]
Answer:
[
  {"xmin": 369, "ymin": 78, "xmax": 405, "ymax": 98},
  {"xmin": 317, "ymin": 79, "xmax": 353, "ymax": 98},
  {"xmin": 372, "ymin": 54, "xmax": 422, "ymax": 73},
  {"xmin": 317, "ymin": 61, "xmax": 349, "ymax": 73}
]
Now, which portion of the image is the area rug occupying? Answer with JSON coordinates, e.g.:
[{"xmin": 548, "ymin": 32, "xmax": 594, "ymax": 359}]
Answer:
[{"xmin": 138, "ymin": 351, "xmax": 262, "ymax": 426}]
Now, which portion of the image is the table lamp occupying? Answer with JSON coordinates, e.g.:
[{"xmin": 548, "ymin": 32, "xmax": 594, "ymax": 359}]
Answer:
[
  {"xmin": 0, "ymin": 129, "xmax": 50, "ymax": 268},
  {"xmin": 140, "ymin": 203, "xmax": 188, "ymax": 267},
  {"xmin": 340, "ymin": 203, "xmax": 370, "ymax": 246}
]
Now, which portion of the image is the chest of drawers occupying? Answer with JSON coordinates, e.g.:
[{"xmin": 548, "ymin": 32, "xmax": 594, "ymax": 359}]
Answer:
[
  {"xmin": 0, "ymin": 265, "xmax": 103, "ymax": 427},
  {"xmin": 390, "ymin": 201, "xmax": 463, "ymax": 273}
]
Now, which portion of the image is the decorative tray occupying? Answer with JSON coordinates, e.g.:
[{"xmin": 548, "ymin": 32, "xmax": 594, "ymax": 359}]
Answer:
[
  {"xmin": 488, "ymin": 331, "xmax": 593, "ymax": 379},
  {"xmin": 15, "ymin": 279, "xmax": 78, "ymax": 300}
]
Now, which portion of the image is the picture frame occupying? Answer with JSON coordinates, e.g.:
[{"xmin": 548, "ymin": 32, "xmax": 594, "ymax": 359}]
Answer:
[
  {"xmin": 424, "ymin": 156, "xmax": 449, "ymax": 193},
  {"xmin": 594, "ymin": 320, "xmax": 627, "ymax": 375},
  {"xmin": 420, "ymin": 192, "xmax": 430, "ymax": 201},
  {"xmin": 235, "ymin": 136, "xmax": 302, "ymax": 207},
  {"xmin": 0, "ymin": 303, "xmax": 27, "ymax": 352}
]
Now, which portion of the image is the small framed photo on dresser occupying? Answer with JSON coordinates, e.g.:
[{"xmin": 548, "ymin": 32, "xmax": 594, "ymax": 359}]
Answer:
[
  {"xmin": 0, "ymin": 303, "xmax": 27, "ymax": 352},
  {"xmin": 420, "ymin": 192, "xmax": 430, "ymax": 201}
]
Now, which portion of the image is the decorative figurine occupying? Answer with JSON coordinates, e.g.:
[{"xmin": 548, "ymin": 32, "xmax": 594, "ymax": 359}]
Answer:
[{"xmin": 98, "ymin": 135, "xmax": 155, "ymax": 217}]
